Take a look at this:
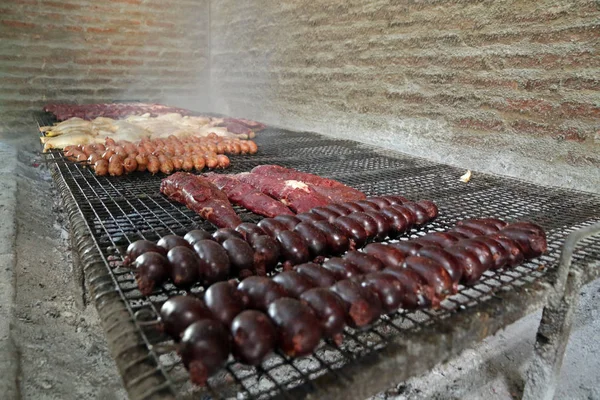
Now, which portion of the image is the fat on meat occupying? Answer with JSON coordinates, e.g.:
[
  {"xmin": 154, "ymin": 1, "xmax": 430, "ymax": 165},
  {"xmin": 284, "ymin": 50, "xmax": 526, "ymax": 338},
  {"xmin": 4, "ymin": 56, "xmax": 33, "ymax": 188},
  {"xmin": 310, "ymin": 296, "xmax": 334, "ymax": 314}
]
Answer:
[
  {"xmin": 235, "ymin": 172, "xmax": 331, "ymax": 213},
  {"xmin": 251, "ymin": 165, "xmax": 366, "ymax": 203}
]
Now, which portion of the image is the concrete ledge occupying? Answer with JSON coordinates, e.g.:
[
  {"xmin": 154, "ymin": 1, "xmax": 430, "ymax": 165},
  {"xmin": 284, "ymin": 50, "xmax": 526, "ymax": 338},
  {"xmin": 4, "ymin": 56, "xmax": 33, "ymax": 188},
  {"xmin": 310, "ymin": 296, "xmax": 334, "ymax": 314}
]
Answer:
[
  {"xmin": 0, "ymin": 253, "xmax": 18, "ymax": 400},
  {"xmin": 0, "ymin": 142, "xmax": 19, "ymax": 400}
]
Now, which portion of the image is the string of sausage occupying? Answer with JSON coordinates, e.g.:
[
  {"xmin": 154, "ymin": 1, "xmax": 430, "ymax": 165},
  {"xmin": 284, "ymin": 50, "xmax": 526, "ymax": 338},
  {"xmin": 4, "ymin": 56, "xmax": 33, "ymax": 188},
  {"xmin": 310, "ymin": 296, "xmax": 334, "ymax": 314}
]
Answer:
[
  {"xmin": 125, "ymin": 195, "xmax": 438, "ymax": 291},
  {"xmin": 153, "ymin": 216, "xmax": 546, "ymax": 386},
  {"xmin": 62, "ymin": 133, "xmax": 258, "ymax": 176}
]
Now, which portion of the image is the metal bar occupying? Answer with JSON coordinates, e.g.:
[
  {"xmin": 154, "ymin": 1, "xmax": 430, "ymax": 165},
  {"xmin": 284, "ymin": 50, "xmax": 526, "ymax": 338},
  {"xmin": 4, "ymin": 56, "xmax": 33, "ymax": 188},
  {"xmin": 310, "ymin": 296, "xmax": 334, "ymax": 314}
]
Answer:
[{"xmin": 522, "ymin": 222, "xmax": 600, "ymax": 400}]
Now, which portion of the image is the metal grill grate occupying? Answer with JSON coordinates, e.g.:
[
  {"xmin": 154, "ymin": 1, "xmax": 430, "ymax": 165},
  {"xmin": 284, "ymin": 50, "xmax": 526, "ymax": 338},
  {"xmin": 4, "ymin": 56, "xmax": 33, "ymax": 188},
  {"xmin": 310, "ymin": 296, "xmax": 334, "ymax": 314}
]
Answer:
[{"xmin": 43, "ymin": 120, "xmax": 600, "ymax": 400}]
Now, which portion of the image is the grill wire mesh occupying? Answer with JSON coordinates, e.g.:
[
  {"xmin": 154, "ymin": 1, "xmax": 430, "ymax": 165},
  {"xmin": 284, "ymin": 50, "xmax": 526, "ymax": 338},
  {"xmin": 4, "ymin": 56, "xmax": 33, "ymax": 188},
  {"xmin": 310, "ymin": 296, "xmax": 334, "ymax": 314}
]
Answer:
[{"xmin": 42, "ymin": 121, "xmax": 600, "ymax": 400}]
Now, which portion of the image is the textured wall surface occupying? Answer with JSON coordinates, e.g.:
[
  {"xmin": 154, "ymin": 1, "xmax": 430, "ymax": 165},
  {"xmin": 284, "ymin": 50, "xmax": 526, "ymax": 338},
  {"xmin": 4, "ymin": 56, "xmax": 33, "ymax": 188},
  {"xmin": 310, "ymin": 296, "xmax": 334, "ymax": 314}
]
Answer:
[
  {"xmin": 0, "ymin": 0, "xmax": 598, "ymax": 190},
  {"xmin": 0, "ymin": 0, "xmax": 209, "ymax": 126},
  {"xmin": 209, "ymin": 0, "xmax": 600, "ymax": 191}
]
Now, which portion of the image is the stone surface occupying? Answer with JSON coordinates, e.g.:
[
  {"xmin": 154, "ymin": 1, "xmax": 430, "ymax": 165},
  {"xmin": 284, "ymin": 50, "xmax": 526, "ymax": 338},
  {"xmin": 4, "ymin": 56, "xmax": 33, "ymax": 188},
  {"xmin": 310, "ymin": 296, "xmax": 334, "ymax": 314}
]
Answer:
[
  {"xmin": 0, "ymin": 132, "xmax": 126, "ymax": 399},
  {"xmin": 373, "ymin": 277, "xmax": 600, "ymax": 400},
  {"xmin": 0, "ymin": 141, "xmax": 18, "ymax": 400}
]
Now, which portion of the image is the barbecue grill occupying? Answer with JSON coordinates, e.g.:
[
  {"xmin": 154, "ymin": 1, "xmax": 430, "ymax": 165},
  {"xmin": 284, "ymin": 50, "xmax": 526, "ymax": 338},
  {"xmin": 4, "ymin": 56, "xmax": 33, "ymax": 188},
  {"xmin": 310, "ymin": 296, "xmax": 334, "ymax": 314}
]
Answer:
[{"xmin": 41, "ymin": 117, "xmax": 600, "ymax": 400}]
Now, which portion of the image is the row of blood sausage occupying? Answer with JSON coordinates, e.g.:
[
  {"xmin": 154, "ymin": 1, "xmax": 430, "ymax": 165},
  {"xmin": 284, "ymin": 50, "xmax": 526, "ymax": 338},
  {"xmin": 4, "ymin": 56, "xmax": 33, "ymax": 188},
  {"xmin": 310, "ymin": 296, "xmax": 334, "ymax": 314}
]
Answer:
[
  {"xmin": 63, "ymin": 134, "xmax": 258, "ymax": 176},
  {"xmin": 125, "ymin": 196, "xmax": 438, "ymax": 295},
  {"xmin": 154, "ymin": 217, "xmax": 546, "ymax": 386}
]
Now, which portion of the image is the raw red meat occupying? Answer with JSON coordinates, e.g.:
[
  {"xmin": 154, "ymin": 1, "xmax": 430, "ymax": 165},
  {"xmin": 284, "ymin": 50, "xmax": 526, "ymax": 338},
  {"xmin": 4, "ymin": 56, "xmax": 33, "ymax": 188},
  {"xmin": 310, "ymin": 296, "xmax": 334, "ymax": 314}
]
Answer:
[
  {"xmin": 251, "ymin": 165, "xmax": 365, "ymax": 203},
  {"xmin": 161, "ymin": 172, "xmax": 241, "ymax": 228},
  {"xmin": 225, "ymin": 118, "xmax": 266, "ymax": 131},
  {"xmin": 235, "ymin": 172, "xmax": 331, "ymax": 213},
  {"xmin": 221, "ymin": 121, "xmax": 253, "ymax": 137},
  {"xmin": 43, "ymin": 103, "xmax": 194, "ymax": 121},
  {"xmin": 215, "ymin": 118, "xmax": 266, "ymax": 134},
  {"xmin": 203, "ymin": 173, "xmax": 294, "ymax": 217}
]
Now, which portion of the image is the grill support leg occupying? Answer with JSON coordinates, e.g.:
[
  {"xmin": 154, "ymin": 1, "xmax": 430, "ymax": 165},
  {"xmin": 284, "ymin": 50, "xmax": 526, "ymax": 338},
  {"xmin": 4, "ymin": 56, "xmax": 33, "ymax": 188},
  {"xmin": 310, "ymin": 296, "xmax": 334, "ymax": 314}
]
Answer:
[{"xmin": 522, "ymin": 222, "xmax": 600, "ymax": 400}]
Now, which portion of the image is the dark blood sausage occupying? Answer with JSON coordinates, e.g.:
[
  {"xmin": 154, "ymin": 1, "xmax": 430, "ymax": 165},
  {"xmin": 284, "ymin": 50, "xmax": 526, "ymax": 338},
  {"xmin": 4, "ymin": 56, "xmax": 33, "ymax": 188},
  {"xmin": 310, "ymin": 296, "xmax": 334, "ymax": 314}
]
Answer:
[
  {"xmin": 330, "ymin": 279, "xmax": 382, "ymax": 328},
  {"xmin": 267, "ymin": 298, "xmax": 323, "ymax": 357},
  {"xmin": 251, "ymin": 236, "xmax": 280, "ymax": 275},
  {"xmin": 366, "ymin": 197, "xmax": 392, "ymax": 209},
  {"xmin": 381, "ymin": 195, "xmax": 409, "ymax": 205},
  {"xmin": 222, "ymin": 238, "xmax": 255, "ymax": 274},
  {"xmin": 341, "ymin": 202, "xmax": 364, "ymax": 213},
  {"xmin": 417, "ymin": 200, "xmax": 439, "ymax": 220},
  {"xmin": 294, "ymin": 263, "xmax": 339, "ymax": 287},
  {"xmin": 134, "ymin": 252, "xmax": 170, "ymax": 295},
  {"xmin": 295, "ymin": 212, "xmax": 325, "ymax": 224},
  {"xmin": 458, "ymin": 218, "xmax": 508, "ymax": 231},
  {"xmin": 363, "ymin": 243, "xmax": 406, "ymax": 268},
  {"xmin": 358, "ymin": 272, "xmax": 405, "ymax": 314},
  {"xmin": 332, "ymin": 216, "xmax": 368, "ymax": 249},
  {"xmin": 416, "ymin": 247, "xmax": 461, "ymax": 292},
  {"xmin": 497, "ymin": 227, "xmax": 547, "ymax": 259},
  {"xmin": 193, "ymin": 240, "xmax": 231, "ymax": 284},
  {"xmin": 388, "ymin": 241, "xmax": 423, "ymax": 256},
  {"xmin": 257, "ymin": 218, "xmax": 289, "ymax": 238},
  {"xmin": 300, "ymin": 288, "xmax": 347, "ymax": 343},
  {"xmin": 293, "ymin": 222, "xmax": 329, "ymax": 258},
  {"xmin": 404, "ymin": 256, "xmax": 453, "ymax": 300},
  {"xmin": 180, "ymin": 320, "xmax": 231, "ymax": 386},
  {"xmin": 470, "ymin": 237, "xmax": 510, "ymax": 270},
  {"xmin": 235, "ymin": 223, "xmax": 267, "ymax": 246},
  {"xmin": 450, "ymin": 225, "xmax": 486, "ymax": 238},
  {"xmin": 274, "ymin": 215, "xmax": 301, "ymax": 231},
  {"xmin": 204, "ymin": 281, "xmax": 248, "ymax": 327},
  {"xmin": 231, "ymin": 310, "xmax": 277, "ymax": 365},
  {"xmin": 381, "ymin": 267, "xmax": 436, "ymax": 309},
  {"xmin": 124, "ymin": 240, "xmax": 166, "ymax": 266},
  {"xmin": 390, "ymin": 204, "xmax": 417, "ymax": 229},
  {"xmin": 399, "ymin": 202, "xmax": 429, "ymax": 225},
  {"xmin": 184, "ymin": 230, "xmax": 214, "ymax": 246},
  {"xmin": 446, "ymin": 231, "xmax": 470, "ymax": 241},
  {"xmin": 359, "ymin": 200, "xmax": 383, "ymax": 210},
  {"xmin": 311, "ymin": 207, "xmax": 341, "ymax": 223},
  {"xmin": 322, "ymin": 257, "xmax": 363, "ymax": 279},
  {"xmin": 455, "ymin": 220, "xmax": 500, "ymax": 235},
  {"xmin": 446, "ymin": 247, "xmax": 487, "ymax": 285},
  {"xmin": 347, "ymin": 212, "xmax": 379, "ymax": 240},
  {"xmin": 414, "ymin": 232, "xmax": 461, "ymax": 249},
  {"xmin": 325, "ymin": 203, "xmax": 354, "ymax": 216},
  {"xmin": 160, "ymin": 295, "xmax": 213, "ymax": 340},
  {"xmin": 167, "ymin": 247, "xmax": 200, "ymax": 288},
  {"xmin": 353, "ymin": 200, "xmax": 379, "ymax": 213},
  {"xmin": 380, "ymin": 208, "xmax": 409, "ymax": 236},
  {"xmin": 238, "ymin": 276, "xmax": 288, "ymax": 311},
  {"xmin": 311, "ymin": 220, "xmax": 350, "ymax": 255},
  {"xmin": 276, "ymin": 230, "xmax": 311, "ymax": 267},
  {"xmin": 487, "ymin": 234, "xmax": 525, "ymax": 267},
  {"xmin": 157, "ymin": 235, "xmax": 193, "ymax": 252},
  {"xmin": 343, "ymin": 251, "xmax": 385, "ymax": 274},
  {"xmin": 507, "ymin": 222, "xmax": 546, "ymax": 239},
  {"xmin": 272, "ymin": 271, "xmax": 317, "ymax": 298},
  {"xmin": 363, "ymin": 211, "xmax": 392, "ymax": 241},
  {"xmin": 453, "ymin": 240, "xmax": 494, "ymax": 270},
  {"xmin": 212, "ymin": 228, "xmax": 244, "ymax": 243}
]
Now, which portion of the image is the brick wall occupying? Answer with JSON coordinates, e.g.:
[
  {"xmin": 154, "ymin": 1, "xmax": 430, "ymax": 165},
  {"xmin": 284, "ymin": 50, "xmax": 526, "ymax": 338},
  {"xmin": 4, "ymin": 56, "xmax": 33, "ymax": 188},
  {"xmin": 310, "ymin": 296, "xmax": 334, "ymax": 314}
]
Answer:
[
  {"xmin": 1, "ymin": 0, "xmax": 598, "ymax": 185},
  {"xmin": 209, "ymin": 0, "xmax": 600, "ymax": 175},
  {"xmin": 0, "ymin": 0, "xmax": 209, "ymax": 127}
]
